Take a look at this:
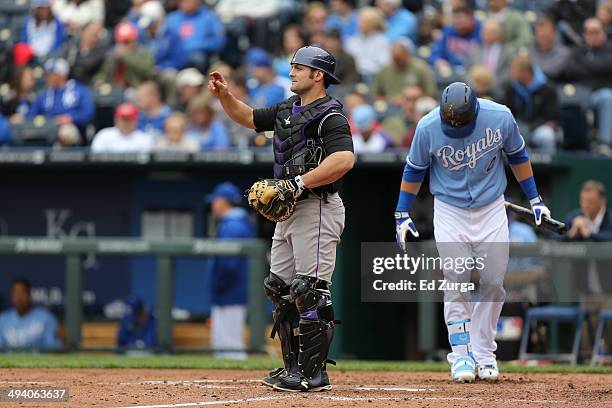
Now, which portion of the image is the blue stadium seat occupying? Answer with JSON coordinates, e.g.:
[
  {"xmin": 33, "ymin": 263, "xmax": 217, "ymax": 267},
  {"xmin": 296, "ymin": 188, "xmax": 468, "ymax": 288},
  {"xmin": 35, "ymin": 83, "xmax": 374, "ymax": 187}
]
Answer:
[
  {"xmin": 591, "ymin": 309, "xmax": 612, "ymax": 366},
  {"xmin": 518, "ymin": 306, "xmax": 590, "ymax": 365},
  {"xmin": 0, "ymin": 0, "xmax": 30, "ymax": 15},
  {"xmin": 11, "ymin": 118, "xmax": 59, "ymax": 146}
]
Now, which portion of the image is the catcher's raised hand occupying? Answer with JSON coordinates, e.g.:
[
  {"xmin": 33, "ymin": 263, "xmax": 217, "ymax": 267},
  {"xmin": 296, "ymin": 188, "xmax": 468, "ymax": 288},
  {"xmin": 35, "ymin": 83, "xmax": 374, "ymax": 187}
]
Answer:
[{"xmin": 208, "ymin": 71, "xmax": 229, "ymax": 98}]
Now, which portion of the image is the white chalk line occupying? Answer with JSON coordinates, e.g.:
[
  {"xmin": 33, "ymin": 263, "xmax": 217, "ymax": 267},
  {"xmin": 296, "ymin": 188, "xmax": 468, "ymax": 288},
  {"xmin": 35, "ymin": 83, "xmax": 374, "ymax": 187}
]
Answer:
[
  {"xmin": 99, "ymin": 379, "xmax": 261, "ymax": 386},
  {"xmin": 112, "ymin": 394, "xmax": 573, "ymax": 408},
  {"xmin": 355, "ymin": 387, "xmax": 433, "ymax": 392},
  {"xmin": 112, "ymin": 396, "xmax": 289, "ymax": 408}
]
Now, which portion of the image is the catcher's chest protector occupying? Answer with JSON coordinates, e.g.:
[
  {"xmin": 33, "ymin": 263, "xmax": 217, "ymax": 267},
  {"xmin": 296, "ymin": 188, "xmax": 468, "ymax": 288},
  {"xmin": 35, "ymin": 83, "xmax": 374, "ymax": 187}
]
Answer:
[{"xmin": 272, "ymin": 95, "xmax": 343, "ymax": 179}]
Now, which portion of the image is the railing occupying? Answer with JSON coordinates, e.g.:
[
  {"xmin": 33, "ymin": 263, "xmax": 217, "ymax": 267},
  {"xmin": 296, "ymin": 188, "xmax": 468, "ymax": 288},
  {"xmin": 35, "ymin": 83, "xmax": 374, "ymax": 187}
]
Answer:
[{"xmin": 0, "ymin": 237, "xmax": 269, "ymax": 353}]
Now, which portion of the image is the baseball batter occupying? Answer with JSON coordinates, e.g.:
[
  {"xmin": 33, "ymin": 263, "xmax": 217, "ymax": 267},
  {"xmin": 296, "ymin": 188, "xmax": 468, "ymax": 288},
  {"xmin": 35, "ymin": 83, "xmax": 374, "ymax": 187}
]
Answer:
[
  {"xmin": 209, "ymin": 46, "xmax": 354, "ymax": 392},
  {"xmin": 395, "ymin": 82, "xmax": 551, "ymax": 382}
]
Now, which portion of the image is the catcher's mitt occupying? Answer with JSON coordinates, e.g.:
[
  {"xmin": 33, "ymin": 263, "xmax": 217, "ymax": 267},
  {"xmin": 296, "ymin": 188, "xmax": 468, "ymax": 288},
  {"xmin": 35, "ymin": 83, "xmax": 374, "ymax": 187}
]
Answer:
[{"xmin": 246, "ymin": 179, "xmax": 299, "ymax": 222}]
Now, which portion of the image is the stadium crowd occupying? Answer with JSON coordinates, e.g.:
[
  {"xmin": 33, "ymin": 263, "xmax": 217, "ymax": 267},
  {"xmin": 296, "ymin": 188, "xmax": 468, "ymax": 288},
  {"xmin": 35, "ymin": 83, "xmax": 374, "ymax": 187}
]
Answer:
[{"xmin": 0, "ymin": 0, "xmax": 610, "ymax": 154}]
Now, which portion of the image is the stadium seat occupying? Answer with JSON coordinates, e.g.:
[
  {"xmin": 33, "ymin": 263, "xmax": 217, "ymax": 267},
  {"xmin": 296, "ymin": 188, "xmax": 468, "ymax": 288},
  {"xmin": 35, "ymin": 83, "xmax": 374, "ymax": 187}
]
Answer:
[
  {"xmin": 557, "ymin": 84, "xmax": 591, "ymax": 151},
  {"xmin": 591, "ymin": 309, "xmax": 612, "ymax": 366},
  {"xmin": 93, "ymin": 84, "xmax": 124, "ymax": 132},
  {"xmin": 10, "ymin": 117, "xmax": 59, "ymax": 146},
  {"xmin": 0, "ymin": 0, "xmax": 30, "ymax": 15},
  {"xmin": 518, "ymin": 306, "xmax": 590, "ymax": 365}
]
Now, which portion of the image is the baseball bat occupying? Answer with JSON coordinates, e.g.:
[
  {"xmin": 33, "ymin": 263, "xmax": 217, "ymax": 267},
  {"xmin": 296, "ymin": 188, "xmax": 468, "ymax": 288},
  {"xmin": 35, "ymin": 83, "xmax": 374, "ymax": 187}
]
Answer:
[{"xmin": 504, "ymin": 201, "xmax": 567, "ymax": 235}]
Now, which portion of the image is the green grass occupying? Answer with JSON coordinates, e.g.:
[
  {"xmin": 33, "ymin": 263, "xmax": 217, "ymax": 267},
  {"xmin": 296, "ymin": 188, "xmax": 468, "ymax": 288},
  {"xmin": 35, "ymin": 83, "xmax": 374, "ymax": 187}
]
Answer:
[{"xmin": 0, "ymin": 354, "xmax": 610, "ymax": 373}]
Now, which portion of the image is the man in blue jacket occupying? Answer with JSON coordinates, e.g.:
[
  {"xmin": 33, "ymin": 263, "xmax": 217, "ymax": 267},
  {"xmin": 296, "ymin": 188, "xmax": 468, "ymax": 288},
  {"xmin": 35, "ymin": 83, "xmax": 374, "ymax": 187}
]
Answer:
[
  {"xmin": 430, "ymin": 5, "xmax": 481, "ymax": 72},
  {"xmin": 166, "ymin": 0, "xmax": 226, "ymax": 72},
  {"xmin": 206, "ymin": 182, "xmax": 256, "ymax": 359},
  {"xmin": 27, "ymin": 58, "xmax": 95, "ymax": 141},
  {"xmin": 138, "ymin": 1, "xmax": 188, "ymax": 72}
]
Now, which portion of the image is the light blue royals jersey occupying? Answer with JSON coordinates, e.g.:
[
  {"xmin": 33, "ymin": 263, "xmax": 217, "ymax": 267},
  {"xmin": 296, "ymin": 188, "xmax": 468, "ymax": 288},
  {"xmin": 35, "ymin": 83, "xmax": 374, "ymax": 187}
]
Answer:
[
  {"xmin": 0, "ymin": 307, "xmax": 62, "ymax": 350},
  {"xmin": 407, "ymin": 99, "xmax": 525, "ymax": 209}
]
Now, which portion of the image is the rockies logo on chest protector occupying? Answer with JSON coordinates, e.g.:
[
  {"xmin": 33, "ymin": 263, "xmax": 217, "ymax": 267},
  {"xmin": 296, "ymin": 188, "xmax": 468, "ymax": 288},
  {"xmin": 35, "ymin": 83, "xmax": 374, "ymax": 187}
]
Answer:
[{"xmin": 436, "ymin": 128, "xmax": 503, "ymax": 171}]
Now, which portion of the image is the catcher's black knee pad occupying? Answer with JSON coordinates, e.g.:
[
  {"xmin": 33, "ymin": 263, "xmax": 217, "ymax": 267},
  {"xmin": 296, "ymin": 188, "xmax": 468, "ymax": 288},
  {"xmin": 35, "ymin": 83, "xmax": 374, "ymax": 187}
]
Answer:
[
  {"xmin": 264, "ymin": 273, "xmax": 299, "ymax": 373},
  {"xmin": 290, "ymin": 275, "xmax": 336, "ymax": 380}
]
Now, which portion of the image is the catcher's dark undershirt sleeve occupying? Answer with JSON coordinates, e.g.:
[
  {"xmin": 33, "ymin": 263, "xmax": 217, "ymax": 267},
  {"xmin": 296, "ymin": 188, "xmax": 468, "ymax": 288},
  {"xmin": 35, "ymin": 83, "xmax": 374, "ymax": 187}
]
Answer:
[
  {"xmin": 320, "ymin": 114, "xmax": 353, "ymax": 154},
  {"xmin": 252, "ymin": 104, "xmax": 280, "ymax": 133}
]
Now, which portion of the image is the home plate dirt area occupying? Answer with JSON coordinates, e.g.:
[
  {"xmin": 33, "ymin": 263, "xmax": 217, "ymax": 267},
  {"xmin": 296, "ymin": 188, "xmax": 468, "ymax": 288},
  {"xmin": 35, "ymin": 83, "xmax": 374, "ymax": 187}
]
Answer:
[{"xmin": 0, "ymin": 369, "xmax": 611, "ymax": 408}]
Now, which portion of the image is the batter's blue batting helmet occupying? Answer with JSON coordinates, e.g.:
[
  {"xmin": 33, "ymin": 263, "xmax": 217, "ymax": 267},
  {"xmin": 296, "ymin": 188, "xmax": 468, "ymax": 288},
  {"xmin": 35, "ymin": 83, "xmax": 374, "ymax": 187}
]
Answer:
[
  {"xmin": 290, "ymin": 46, "xmax": 340, "ymax": 84},
  {"xmin": 440, "ymin": 82, "xmax": 480, "ymax": 138}
]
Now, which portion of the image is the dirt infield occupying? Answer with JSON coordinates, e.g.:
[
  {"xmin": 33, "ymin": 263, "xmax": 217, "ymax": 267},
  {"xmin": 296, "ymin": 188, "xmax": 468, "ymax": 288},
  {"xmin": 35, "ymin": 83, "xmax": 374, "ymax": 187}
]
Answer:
[{"xmin": 0, "ymin": 368, "xmax": 610, "ymax": 408}]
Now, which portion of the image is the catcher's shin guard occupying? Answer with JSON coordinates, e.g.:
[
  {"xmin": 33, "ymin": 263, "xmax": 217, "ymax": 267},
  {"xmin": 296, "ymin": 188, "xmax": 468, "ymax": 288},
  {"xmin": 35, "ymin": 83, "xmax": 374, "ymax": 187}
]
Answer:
[
  {"xmin": 290, "ymin": 275, "xmax": 337, "ymax": 381},
  {"xmin": 263, "ymin": 273, "xmax": 299, "ymax": 381}
]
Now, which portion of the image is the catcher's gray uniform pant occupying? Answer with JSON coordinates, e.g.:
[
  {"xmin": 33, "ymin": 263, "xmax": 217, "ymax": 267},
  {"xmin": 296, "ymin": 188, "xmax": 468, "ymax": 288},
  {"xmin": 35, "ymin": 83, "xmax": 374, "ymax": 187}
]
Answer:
[{"xmin": 270, "ymin": 192, "xmax": 345, "ymax": 285}]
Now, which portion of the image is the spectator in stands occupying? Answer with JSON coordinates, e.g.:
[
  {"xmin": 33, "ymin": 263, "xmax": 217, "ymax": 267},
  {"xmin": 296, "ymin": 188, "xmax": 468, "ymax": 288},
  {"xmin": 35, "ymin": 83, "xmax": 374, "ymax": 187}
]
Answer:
[
  {"xmin": 20, "ymin": 0, "xmax": 67, "ymax": 61},
  {"xmin": 529, "ymin": 16, "xmax": 570, "ymax": 83},
  {"xmin": 1, "ymin": 66, "xmax": 37, "ymax": 125},
  {"xmin": 566, "ymin": 180, "xmax": 612, "ymax": 241},
  {"xmin": 565, "ymin": 180, "xmax": 612, "ymax": 294},
  {"xmin": 62, "ymin": 21, "xmax": 110, "ymax": 85},
  {"xmin": 547, "ymin": 0, "xmax": 597, "ymax": 46},
  {"xmin": 138, "ymin": 1, "xmax": 188, "ymax": 74},
  {"xmin": 502, "ymin": 54, "xmax": 558, "ymax": 153},
  {"xmin": 485, "ymin": 0, "xmax": 532, "ymax": 50},
  {"xmin": 28, "ymin": 58, "xmax": 95, "ymax": 139},
  {"xmin": 0, "ymin": 115, "xmax": 11, "ymax": 145},
  {"xmin": 430, "ymin": 5, "xmax": 481, "ymax": 72},
  {"xmin": 0, "ymin": 278, "xmax": 61, "ymax": 351},
  {"xmin": 94, "ymin": 22, "xmax": 155, "ymax": 90},
  {"xmin": 117, "ymin": 295, "xmax": 156, "ymax": 349},
  {"xmin": 375, "ymin": 0, "xmax": 418, "ymax": 42},
  {"xmin": 186, "ymin": 95, "xmax": 230, "ymax": 150},
  {"xmin": 91, "ymin": 103, "xmax": 154, "ymax": 152},
  {"xmin": 382, "ymin": 84, "xmax": 423, "ymax": 145},
  {"xmin": 304, "ymin": 2, "xmax": 329, "ymax": 44},
  {"xmin": 155, "ymin": 112, "xmax": 199, "ymax": 151},
  {"xmin": 465, "ymin": 19, "xmax": 514, "ymax": 87},
  {"xmin": 372, "ymin": 38, "xmax": 437, "ymax": 105},
  {"xmin": 345, "ymin": 7, "xmax": 391, "ymax": 81},
  {"xmin": 326, "ymin": 0, "xmax": 359, "ymax": 42},
  {"xmin": 245, "ymin": 48, "xmax": 288, "ymax": 108},
  {"xmin": 51, "ymin": 0, "xmax": 105, "ymax": 32},
  {"xmin": 321, "ymin": 28, "xmax": 360, "ymax": 86},
  {"xmin": 166, "ymin": 0, "xmax": 225, "ymax": 73},
  {"xmin": 215, "ymin": 0, "xmax": 280, "ymax": 51},
  {"xmin": 351, "ymin": 104, "xmax": 392, "ymax": 152},
  {"xmin": 205, "ymin": 182, "xmax": 255, "ymax": 359},
  {"xmin": 274, "ymin": 25, "xmax": 308, "ymax": 79},
  {"xmin": 468, "ymin": 64, "xmax": 495, "ymax": 99},
  {"xmin": 564, "ymin": 18, "xmax": 612, "ymax": 153},
  {"xmin": 136, "ymin": 81, "xmax": 171, "ymax": 138},
  {"xmin": 598, "ymin": 0, "xmax": 612, "ymax": 37},
  {"xmin": 175, "ymin": 68, "xmax": 206, "ymax": 111},
  {"xmin": 138, "ymin": 0, "xmax": 187, "ymax": 107}
]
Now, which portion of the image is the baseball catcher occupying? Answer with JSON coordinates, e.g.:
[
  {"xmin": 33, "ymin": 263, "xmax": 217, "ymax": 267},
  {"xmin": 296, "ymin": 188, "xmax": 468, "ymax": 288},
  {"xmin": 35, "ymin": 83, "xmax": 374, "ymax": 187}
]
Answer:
[{"xmin": 209, "ymin": 45, "xmax": 354, "ymax": 392}]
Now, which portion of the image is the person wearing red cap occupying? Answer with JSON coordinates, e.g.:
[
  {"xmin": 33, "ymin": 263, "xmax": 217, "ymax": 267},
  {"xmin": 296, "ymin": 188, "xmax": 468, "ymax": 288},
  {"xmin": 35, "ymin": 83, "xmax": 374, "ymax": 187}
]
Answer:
[
  {"xmin": 93, "ymin": 22, "xmax": 155, "ymax": 89},
  {"xmin": 90, "ymin": 103, "xmax": 154, "ymax": 152}
]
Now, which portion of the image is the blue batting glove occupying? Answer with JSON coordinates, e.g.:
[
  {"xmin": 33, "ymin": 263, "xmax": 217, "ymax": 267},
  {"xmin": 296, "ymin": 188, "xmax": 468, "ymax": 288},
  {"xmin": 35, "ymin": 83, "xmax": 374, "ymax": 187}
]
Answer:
[
  {"xmin": 530, "ymin": 196, "xmax": 551, "ymax": 226},
  {"xmin": 395, "ymin": 211, "xmax": 419, "ymax": 251}
]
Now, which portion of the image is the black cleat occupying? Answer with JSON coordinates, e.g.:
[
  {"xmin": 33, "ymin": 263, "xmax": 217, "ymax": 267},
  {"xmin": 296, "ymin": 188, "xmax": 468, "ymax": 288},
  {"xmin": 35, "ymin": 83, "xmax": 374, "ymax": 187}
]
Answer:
[
  {"xmin": 273, "ymin": 370, "xmax": 331, "ymax": 392},
  {"xmin": 261, "ymin": 367, "xmax": 285, "ymax": 388}
]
